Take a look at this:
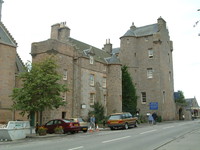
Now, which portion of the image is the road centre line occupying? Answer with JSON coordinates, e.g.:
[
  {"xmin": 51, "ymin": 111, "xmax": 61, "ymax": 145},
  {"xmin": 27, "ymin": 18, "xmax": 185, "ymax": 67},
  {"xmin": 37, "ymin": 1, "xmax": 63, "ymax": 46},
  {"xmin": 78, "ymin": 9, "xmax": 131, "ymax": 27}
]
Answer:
[
  {"xmin": 140, "ymin": 129, "xmax": 157, "ymax": 135},
  {"xmin": 162, "ymin": 126, "xmax": 174, "ymax": 129},
  {"xmin": 102, "ymin": 136, "xmax": 131, "ymax": 143},
  {"xmin": 68, "ymin": 146, "xmax": 84, "ymax": 150}
]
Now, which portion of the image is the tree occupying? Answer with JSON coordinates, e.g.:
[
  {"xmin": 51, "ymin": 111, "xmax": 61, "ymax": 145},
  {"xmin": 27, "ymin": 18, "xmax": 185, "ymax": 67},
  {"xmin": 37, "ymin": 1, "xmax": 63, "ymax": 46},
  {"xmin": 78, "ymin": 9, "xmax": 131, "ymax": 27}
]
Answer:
[
  {"xmin": 122, "ymin": 65, "xmax": 137, "ymax": 115},
  {"xmin": 11, "ymin": 57, "xmax": 68, "ymax": 124},
  {"xmin": 88, "ymin": 102, "xmax": 105, "ymax": 124},
  {"xmin": 175, "ymin": 90, "xmax": 186, "ymax": 104}
]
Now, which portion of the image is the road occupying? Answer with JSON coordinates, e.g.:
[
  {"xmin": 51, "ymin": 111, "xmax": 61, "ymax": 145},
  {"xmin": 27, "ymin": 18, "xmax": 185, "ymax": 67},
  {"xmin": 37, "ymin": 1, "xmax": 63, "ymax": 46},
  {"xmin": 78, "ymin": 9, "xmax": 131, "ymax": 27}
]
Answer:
[{"xmin": 1, "ymin": 120, "xmax": 200, "ymax": 150}]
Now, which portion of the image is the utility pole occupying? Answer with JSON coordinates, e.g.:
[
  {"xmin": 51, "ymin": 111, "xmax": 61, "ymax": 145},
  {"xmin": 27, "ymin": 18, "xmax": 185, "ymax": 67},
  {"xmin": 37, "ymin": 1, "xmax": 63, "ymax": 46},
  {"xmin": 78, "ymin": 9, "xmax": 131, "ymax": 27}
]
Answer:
[{"xmin": 0, "ymin": 0, "xmax": 3, "ymax": 21}]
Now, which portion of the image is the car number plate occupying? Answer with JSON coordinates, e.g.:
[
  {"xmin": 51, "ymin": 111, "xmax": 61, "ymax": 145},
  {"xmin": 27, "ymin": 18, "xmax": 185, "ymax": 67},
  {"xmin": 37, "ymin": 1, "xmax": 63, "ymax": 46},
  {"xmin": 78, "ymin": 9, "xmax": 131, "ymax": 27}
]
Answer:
[
  {"xmin": 74, "ymin": 124, "xmax": 78, "ymax": 126},
  {"xmin": 83, "ymin": 128, "xmax": 87, "ymax": 130}
]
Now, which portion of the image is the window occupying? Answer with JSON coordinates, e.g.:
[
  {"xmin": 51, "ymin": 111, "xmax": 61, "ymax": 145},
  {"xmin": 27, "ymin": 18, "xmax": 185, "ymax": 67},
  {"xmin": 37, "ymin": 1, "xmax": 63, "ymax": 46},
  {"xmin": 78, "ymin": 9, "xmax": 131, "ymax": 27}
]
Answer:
[
  {"xmin": 89, "ymin": 74, "xmax": 94, "ymax": 86},
  {"xmin": 169, "ymin": 71, "xmax": 171, "ymax": 81},
  {"xmin": 63, "ymin": 69, "xmax": 67, "ymax": 80},
  {"xmin": 62, "ymin": 92, "xmax": 67, "ymax": 101},
  {"xmin": 147, "ymin": 68, "xmax": 153, "ymax": 78},
  {"xmin": 163, "ymin": 91, "xmax": 165, "ymax": 103},
  {"xmin": 90, "ymin": 93, "xmax": 95, "ymax": 105},
  {"xmin": 104, "ymin": 95, "xmax": 107, "ymax": 106},
  {"xmin": 90, "ymin": 56, "xmax": 94, "ymax": 64},
  {"xmin": 62, "ymin": 112, "xmax": 66, "ymax": 119},
  {"xmin": 141, "ymin": 92, "xmax": 146, "ymax": 103},
  {"xmin": 102, "ymin": 77, "xmax": 106, "ymax": 88},
  {"xmin": 148, "ymin": 49, "xmax": 153, "ymax": 58}
]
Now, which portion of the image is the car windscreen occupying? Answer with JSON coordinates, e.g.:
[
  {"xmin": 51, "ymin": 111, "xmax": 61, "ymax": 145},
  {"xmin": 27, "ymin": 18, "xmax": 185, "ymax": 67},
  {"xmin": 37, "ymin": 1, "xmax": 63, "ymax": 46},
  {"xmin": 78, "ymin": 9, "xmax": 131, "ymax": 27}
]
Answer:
[{"xmin": 108, "ymin": 115, "xmax": 122, "ymax": 120}]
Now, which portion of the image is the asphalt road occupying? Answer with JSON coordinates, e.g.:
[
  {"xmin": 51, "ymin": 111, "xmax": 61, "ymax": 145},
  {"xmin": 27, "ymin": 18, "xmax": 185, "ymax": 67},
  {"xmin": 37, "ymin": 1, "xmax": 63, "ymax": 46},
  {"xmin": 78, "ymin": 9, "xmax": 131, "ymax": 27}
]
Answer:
[{"xmin": 1, "ymin": 120, "xmax": 200, "ymax": 150}]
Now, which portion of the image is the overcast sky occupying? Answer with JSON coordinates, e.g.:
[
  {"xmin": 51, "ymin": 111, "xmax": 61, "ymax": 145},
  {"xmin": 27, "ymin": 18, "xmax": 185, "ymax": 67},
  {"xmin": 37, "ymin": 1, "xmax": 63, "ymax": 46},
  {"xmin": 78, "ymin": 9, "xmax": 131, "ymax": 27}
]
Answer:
[{"xmin": 2, "ymin": 0, "xmax": 200, "ymax": 105}]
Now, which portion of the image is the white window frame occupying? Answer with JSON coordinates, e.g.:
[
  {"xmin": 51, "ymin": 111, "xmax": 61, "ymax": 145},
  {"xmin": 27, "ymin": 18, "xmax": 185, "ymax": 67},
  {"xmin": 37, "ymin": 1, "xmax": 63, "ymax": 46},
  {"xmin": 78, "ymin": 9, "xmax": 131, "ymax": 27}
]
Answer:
[
  {"xmin": 89, "ymin": 74, "xmax": 95, "ymax": 86},
  {"xmin": 90, "ymin": 93, "xmax": 95, "ymax": 105},
  {"xmin": 63, "ymin": 69, "xmax": 67, "ymax": 80},
  {"xmin": 62, "ymin": 92, "xmax": 67, "ymax": 101},
  {"xmin": 102, "ymin": 77, "xmax": 106, "ymax": 88},
  {"xmin": 148, "ymin": 49, "xmax": 153, "ymax": 58},
  {"xmin": 147, "ymin": 68, "xmax": 153, "ymax": 78},
  {"xmin": 141, "ymin": 92, "xmax": 146, "ymax": 104}
]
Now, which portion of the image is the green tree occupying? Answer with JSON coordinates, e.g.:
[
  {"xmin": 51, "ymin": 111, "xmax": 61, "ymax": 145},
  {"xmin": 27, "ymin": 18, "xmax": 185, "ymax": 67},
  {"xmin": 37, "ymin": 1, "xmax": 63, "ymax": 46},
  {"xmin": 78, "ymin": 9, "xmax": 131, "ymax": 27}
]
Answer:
[
  {"xmin": 11, "ymin": 57, "xmax": 67, "ymax": 123},
  {"xmin": 175, "ymin": 90, "xmax": 186, "ymax": 104},
  {"xmin": 122, "ymin": 66, "xmax": 137, "ymax": 115},
  {"xmin": 88, "ymin": 102, "xmax": 105, "ymax": 124}
]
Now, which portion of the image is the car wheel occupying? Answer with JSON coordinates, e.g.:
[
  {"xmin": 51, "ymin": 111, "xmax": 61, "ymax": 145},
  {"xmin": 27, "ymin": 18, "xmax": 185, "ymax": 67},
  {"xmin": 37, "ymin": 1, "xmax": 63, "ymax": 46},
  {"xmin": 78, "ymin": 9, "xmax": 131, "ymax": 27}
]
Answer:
[
  {"xmin": 83, "ymin": 130, "xmax": 87, "ymax": 133},
  {"xmin": 110, "ymin": 127, "xmax": 115, "ymax": 130},
  {"xmin": 70, "ymin": 131, "xmax": 75, "ymax": 134},
  {"xmin": 124, "ymin": 123, "xmax": 128, "ymax": 130}
]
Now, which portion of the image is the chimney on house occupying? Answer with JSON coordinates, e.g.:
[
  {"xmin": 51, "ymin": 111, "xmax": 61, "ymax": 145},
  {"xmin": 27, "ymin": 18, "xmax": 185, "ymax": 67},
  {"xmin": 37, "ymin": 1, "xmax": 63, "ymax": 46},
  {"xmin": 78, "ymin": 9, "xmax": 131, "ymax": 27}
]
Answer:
[
  {"xmin": 157, "ymin": 16, "xmax": 166, "ymax": 30},
  {"xmin": 0, "ymin": 0, "xmax": 4, "ymax": 21},
  {"xmin": 50, "ymin": 22, "xmax": 70, "ymax": 41},
  {"xmin": 103, "ymin": 39, "xmax": 112, "ymax": 54}
]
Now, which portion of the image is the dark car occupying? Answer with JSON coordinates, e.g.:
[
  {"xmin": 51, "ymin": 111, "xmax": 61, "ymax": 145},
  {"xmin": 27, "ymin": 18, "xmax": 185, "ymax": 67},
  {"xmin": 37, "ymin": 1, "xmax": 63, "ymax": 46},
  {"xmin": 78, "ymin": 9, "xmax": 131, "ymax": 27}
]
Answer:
[
  {"xmin": 107, "ymin": 112, "xmax": 138, "ymax": 130},
  {"xmin": 44, "ymin": 119, "xmax": 80, "ymax": 134}
]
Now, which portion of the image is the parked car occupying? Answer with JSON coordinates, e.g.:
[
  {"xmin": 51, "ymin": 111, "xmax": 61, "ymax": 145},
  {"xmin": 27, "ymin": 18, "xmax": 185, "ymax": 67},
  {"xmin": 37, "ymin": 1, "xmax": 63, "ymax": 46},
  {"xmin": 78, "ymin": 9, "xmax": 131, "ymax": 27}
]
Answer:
[
  {"xmin": 69, "ymin": 118, "xmax": 88, "ymax": 132},
  {"xmin": 107, "ymin": 112, "xmax": 138, "ymax": 130},
  {"xmin": 43, "ymin": 119, "xmax": 80, "ymax": 134}
]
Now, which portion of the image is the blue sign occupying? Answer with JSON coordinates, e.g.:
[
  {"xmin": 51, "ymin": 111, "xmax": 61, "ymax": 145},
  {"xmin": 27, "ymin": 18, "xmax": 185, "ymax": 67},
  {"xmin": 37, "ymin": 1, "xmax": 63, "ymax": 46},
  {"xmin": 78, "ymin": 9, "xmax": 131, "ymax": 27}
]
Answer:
[{"xmin": 149, "ymin": 102, "xmax": 158, "ymax": 110}]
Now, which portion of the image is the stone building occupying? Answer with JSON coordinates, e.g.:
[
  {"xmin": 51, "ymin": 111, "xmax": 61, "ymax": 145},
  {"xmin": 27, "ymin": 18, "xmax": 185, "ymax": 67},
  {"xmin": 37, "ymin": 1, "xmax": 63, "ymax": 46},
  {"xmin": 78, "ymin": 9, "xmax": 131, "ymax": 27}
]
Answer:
[
  {"xmin": 0, "ymin": 1, "xmax": 26, "ymax": 123},
  {"xmin": 31, "ymin": 23, "xmax": 122, "ymax": 123},
  {"xmin": 118, "ymin": 17, "xmax": 176, "ymax": 120}
]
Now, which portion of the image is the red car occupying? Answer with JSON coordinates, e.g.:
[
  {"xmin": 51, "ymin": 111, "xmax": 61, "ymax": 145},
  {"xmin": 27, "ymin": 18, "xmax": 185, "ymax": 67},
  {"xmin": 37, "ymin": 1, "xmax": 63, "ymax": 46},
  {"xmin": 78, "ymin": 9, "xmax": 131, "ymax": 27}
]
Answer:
[{"xmin": 44, "ymin": 119, "xmax": 80, "ymax": 134}]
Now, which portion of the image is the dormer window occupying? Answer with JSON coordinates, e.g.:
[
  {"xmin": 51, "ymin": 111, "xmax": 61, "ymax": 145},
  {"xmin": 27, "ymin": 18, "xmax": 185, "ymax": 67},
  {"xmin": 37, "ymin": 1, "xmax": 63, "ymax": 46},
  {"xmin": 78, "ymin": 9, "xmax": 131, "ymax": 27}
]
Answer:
[{"xmin": 90, "ymin": 56, "xmax": 94, "ymax": 64}]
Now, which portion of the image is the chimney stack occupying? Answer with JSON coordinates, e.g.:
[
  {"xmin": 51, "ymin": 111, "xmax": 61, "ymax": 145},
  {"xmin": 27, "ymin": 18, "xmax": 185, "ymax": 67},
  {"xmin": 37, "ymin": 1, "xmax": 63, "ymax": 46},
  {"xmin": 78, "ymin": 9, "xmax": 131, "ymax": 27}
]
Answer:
[
  {"xmin": 0, "ymin": 0, "xmax": 4, "ymax": 21},
  {"xmin": 50, "ymin": 22, "xmax": 70, "ymax": 41},
  {"xmin": 103, "ymin": 39, "xmax": 112, "ymax": 54}
]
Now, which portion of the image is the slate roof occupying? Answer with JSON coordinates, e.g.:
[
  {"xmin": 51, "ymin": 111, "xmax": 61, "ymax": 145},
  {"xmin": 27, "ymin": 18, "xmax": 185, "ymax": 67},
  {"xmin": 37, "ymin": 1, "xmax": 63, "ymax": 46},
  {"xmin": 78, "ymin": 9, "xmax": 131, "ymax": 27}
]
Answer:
[
  {"xmin": 68, "ymin": 37, "xmax": 120, "ymax": 64},
  {"xmin": 0, "ymin": 22, "xmax": 17, "ymax": 47},
  {"xmin": 122, "ymin": 23, "xmax": 158, "ymax": 38},
  {"xmin": 16, "ymin": 53, "xmax": 25, "ymax": 73}
]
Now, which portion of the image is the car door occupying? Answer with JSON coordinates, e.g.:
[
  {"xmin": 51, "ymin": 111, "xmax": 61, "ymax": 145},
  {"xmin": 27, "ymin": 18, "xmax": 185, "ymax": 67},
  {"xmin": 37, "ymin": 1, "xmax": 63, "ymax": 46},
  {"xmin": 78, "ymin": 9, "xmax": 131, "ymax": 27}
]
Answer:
[{"xmin": 45, "ymin": 120, "xmax": 55, "ymax": 133}]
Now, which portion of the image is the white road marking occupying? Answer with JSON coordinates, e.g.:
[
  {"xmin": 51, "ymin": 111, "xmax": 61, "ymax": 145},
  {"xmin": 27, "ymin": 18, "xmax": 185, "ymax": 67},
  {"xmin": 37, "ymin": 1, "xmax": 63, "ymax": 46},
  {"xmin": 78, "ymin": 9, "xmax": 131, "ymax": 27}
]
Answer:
[
  {"xmin": 162, "ymin": 126, "xmax": 174, "ymax": 129},
  {"xmin": 102, "ymin": 136, "xmax": 131, "ymax": 143},
  {"xmin": 68, "ymin": 146, "xmax": 84, "ymax": 150},
  {"xmin": 140, "ymin": 129, "xmax": 157, "ymax": 135}
]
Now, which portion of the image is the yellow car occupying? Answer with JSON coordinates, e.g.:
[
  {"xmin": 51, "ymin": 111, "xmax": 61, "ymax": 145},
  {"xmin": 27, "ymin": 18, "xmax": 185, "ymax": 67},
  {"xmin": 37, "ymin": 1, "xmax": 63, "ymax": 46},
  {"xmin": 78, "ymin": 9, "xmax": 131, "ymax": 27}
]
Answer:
[
  {"xmin": 107, "ymin": 112, "xmax": 138, "ymax": 130},
  {"xmin": 69, "ymin": 118, "xmax": 88, "ymax": 133}
]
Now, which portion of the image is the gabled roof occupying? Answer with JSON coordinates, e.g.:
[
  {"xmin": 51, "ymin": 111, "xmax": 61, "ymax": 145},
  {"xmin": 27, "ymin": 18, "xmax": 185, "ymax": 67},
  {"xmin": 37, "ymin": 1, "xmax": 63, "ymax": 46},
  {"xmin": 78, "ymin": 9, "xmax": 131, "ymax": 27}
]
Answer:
[
  {"xmin": 122, "ymin": 23, "xmax": 158, "ymax": 38},
  {"xmin": 0, "ymin": 22, "xmax": 17, "ymax": 47},
  {"xmin": 68, "ymin": 37, "xmax": 120, "ymax": 64}
]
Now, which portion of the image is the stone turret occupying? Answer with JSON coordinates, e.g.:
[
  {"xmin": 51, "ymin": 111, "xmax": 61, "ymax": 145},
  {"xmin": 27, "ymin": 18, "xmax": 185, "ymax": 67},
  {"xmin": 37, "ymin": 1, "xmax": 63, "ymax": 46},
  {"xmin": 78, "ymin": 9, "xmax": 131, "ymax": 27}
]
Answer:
[{"xmin": 50, "ymin": 22, "xmax": 70, "ymax": 42}]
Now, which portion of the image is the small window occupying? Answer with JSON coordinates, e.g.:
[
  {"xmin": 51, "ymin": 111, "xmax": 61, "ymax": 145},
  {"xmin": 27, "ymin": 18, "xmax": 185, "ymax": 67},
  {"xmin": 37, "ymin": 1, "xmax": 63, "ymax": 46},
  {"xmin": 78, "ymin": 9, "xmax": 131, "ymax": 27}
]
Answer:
[
  {"xmin": 148, "ymin": 49, "xmax": 153, "ymax": 58},
  {"xmin": 90, "ymin": 93, "xmax": 95, "ymax": 105},
  {"xmin": 104, "ymin": 95, "xmax": 107, "ymax": 106},
  {"xmin": 63, "ymin": 69, "xmax": 67, "ymax": 80},
  {"xmin": 169, "ymin": 71, "xmax": 171, "ymax": 81},
  {"xmin": 141, "ymin": 92, "xmax": 146, "ymax": 103},
  {"xmin": 90, "ymin": 56, "xmax": 94, "ymax": 64},
  {"xmin": 147, "ymin": 68, "xmax": 153, "ymax": 78},
  {"xmin": 89, "ymin": 74, "xmax": 94, "ymax": 86},
  {"xmin": 62, "ymin": 92, "xmax": 66, "ymax": 101},
  {"xmin": 163, "ymin": 91, "xmax": 165, "ymax": 103},
  {"xmin": 102, "ymin": 77, "xmax": 106, "ymax": 88},
  {"xmin": 62, "ymin": 112, "xmax": 66, "ymax": 119}
]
